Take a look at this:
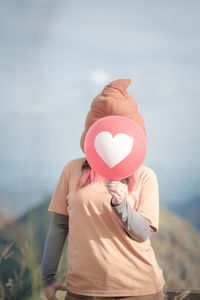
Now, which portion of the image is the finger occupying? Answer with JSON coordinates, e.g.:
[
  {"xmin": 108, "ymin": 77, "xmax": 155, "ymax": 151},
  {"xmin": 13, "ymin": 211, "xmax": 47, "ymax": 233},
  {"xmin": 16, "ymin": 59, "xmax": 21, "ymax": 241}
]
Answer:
[
  {"xmin": 107, "ymin": 180, "xmax": 117, "ymax": 184},
  {"xmin": 109, "ymin": 191, "xmax": 122, "ymax": 201},
  {"xmin": 106, "ymin": 181, "xmax": 123, "ymax": 186},
  {"xmin": 106, "ymin": 182, "xmax": 127, "ymax": 191},
  {"xmin": 106, "ymin": 180, "xmax": 128, "ymax": 192},
  {"xmin": 106, "ymin": 187, "xmax": 122, "ymax": 197},
  {"xmin": 106, "ymin": 182, "xmax": 123, "ymax": 189},
  {"xmin": 107, "ymin": 180, "xmax": 123, "ymax": 184},
  {"xmin": 106, "ymin": 183, "xmax": 127, "ymax": 190},
  {"xmin": 106, "ymin": 186, "xmax": 126, "ymax": 197}
]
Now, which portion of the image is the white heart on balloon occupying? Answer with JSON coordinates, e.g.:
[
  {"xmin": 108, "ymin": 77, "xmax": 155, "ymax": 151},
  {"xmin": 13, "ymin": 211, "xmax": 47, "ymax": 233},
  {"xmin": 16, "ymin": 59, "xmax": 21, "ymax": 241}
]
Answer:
[{"xmin": 94, "ymin": 131, "xmax": 134, "ymax": 168}]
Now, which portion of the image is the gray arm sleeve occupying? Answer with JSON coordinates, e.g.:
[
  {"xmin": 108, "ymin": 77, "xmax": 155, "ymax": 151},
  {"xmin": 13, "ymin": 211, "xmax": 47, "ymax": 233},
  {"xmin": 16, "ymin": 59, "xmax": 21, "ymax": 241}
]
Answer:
[
  {"xmin": 111, "ymin": 198, "xmax": 154, "ymax": 242},
  {"xmin": 41, "ymin": 213, "xmax": 69, "ymax": 287}
]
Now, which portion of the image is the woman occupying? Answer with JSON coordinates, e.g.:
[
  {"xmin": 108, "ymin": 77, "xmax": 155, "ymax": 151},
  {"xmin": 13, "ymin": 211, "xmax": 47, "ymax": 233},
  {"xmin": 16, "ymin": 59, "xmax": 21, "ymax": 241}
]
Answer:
[{"xmin": 41, "ymin": 79, "xmax": 166, "ymax": 300}]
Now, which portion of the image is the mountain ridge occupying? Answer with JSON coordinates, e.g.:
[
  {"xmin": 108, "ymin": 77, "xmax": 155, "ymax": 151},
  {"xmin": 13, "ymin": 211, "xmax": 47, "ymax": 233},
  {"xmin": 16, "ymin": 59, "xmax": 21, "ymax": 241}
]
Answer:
[{"xmin": 0, "ymin": 199, "xmax": 200, "ymax": 299}]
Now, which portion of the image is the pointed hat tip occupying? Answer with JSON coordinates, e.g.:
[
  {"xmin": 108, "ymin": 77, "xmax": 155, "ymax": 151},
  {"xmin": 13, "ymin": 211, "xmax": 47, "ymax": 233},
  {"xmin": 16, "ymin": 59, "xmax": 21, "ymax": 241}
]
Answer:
[
  {"xmin": 106, "ymin": 78, "xmax": 132, "ymax": 91},
  {"xmin": 117, "ymin": 78, "xmax": 132, "ymax": 85}
]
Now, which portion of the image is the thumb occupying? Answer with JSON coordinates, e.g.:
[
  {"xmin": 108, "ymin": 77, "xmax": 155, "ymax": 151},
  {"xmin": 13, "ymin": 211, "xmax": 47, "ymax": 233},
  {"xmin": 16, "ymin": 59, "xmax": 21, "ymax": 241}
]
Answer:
[{"xmin": 56, "ymin": 284, "xmax": 67, "ymax": 291}]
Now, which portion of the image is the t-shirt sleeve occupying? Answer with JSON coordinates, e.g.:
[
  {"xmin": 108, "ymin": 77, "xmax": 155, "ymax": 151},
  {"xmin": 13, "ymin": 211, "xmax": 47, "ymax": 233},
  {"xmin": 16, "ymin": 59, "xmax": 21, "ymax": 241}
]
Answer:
[
  {"xmin": 48, "ymin": 163, "xmax": 70, "ymax": 216},
  {"xmin": 136, "ymin": 168, "xmax": 159, "ymax": 232}
]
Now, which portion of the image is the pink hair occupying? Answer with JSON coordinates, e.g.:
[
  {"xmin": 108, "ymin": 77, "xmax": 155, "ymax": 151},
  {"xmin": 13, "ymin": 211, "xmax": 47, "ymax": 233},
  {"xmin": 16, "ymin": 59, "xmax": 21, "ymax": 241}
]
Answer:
[
  {"xmin": 75, "ymin": 168, "xmax": 100, "ymax": 191},
  {"xmin": 75, "ymin": 162, "xmax": 136, "ymax": 193}
]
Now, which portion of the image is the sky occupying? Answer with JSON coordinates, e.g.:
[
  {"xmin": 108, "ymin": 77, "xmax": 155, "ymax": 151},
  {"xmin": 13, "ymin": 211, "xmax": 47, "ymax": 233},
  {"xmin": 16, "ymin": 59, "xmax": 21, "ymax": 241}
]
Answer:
[{"xmin": 0, "ymin": 0, "xmax": 200, "ymax": 216}]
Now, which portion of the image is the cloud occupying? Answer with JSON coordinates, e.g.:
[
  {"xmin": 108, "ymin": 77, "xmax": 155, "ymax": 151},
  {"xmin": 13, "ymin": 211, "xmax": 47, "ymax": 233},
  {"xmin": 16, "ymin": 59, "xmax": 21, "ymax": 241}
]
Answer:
[{"xmin": 89, "ymin": 70, "xmax": 110, "ymax": 85}]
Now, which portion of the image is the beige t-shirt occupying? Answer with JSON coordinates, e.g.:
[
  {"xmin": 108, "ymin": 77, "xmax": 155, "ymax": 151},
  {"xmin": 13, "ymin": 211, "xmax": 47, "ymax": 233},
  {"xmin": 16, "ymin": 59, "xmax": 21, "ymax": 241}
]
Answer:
[{"xmin": 48, "ymin": 157, "xmax": 165, "ymax": 296}]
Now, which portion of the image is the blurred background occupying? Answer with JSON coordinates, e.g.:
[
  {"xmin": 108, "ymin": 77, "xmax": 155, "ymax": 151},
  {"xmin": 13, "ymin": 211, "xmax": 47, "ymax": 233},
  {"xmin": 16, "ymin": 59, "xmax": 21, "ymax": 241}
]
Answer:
[{"xmin": 0, "ymin": 1, "xmax": 200, "ymax": 299}]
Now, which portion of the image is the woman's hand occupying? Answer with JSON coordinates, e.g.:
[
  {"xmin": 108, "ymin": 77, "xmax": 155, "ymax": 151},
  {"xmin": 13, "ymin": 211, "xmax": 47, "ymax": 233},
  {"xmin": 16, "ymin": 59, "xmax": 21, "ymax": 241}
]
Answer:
[
  {"xmin": 105, "ymin": 180, "xmax": 128, "ymax": 205},
  {"xmin": 44, "ymin": 282, "xmax": 67, "ymax": 300}
]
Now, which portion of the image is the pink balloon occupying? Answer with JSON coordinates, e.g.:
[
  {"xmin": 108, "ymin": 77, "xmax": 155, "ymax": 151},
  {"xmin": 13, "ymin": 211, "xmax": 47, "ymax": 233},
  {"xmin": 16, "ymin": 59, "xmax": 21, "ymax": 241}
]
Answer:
[{"xmin": 84, "ymin": 116, "xmax": 147, "ymax": 180}]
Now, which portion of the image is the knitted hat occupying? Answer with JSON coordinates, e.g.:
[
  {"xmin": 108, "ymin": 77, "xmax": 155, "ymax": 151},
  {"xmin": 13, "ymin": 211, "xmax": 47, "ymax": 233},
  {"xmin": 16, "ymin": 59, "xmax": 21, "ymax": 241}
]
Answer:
[{"xmin": 80, "ymin": 78, "xmax": 146, "ymax": 152}]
